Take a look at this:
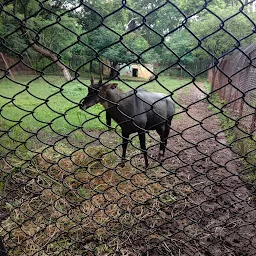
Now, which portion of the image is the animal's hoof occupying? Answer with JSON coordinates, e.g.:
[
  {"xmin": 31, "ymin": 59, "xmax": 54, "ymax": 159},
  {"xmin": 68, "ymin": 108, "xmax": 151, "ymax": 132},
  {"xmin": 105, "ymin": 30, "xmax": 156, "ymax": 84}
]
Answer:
[
  {"xmin": 157, "ymin": 155, "xmax": 165, "ymax": 166},
  {"xmin": 117, "ymin": 159, "xmax": 128, "ymax": 168},
  {"xmin": 158, "ymin": 150, "xmax": 164, "ymax": 161},
  {"xmin": 118, "ymin": 162, "xmax": 125, "ymax": 168},
  {"xmin": 157, "ymin": 155, "xmax": 163, "ymax": 162}
]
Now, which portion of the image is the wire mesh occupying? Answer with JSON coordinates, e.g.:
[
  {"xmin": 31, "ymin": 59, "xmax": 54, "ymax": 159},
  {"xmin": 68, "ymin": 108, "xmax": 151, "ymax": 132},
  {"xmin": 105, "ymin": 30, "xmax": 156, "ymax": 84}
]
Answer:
[
  {"xmin": 0, "ymin": 0, "xmax": 256, "ymax": 255},
  {"xmin": 211, "ymin": 44, "xmax": 256, "ymax": 133}
]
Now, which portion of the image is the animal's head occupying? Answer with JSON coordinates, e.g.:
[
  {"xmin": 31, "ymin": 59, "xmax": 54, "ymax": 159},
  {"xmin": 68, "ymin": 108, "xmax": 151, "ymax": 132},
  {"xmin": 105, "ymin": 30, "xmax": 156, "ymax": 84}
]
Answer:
[{"xmin": 80, "ymin": 75, "xmax": 118, "ymax": 110}]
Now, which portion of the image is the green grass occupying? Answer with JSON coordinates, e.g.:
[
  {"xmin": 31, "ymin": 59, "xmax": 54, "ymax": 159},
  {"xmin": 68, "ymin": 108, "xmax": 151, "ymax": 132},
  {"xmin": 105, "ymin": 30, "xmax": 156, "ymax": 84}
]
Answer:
[
  {"xmin": 0, "ymin": 75, "xmax": 189, "ymax": 158},
  {"xmin": 0, "ymin": 75, "xmax": 187, "ymax": 133}
]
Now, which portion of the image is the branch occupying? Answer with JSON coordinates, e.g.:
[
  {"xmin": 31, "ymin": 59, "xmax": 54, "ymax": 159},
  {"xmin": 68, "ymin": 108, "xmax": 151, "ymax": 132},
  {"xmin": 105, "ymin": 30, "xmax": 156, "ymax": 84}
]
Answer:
[{"xmin": 22, "ymin": 24, "xmax": 72, "ymax": 81}]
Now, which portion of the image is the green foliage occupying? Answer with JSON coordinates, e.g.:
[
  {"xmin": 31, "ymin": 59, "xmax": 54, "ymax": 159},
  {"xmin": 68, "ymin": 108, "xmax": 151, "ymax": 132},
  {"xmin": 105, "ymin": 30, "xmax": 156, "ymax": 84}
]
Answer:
[
  {"xmin": 0, "ymin": 7, "xmax": 27, "ymax": 54},
  {"xmin": 163, "ymin": 29, "xmax": 198, "ymax": 66},
  {"xmin": 174, "ymin": 0, "xmax": 206, "ymax": 16},
  {"xmin": 88, "ymin": 27, "xmax": 119, "ymax": 53},
  {"xmin": 88, "ymin": 28, "xmax": 159, "ymax": 66},
  {"xmin": 102, "ymin": 32, "xmax": 157, "ymax": 65},
  {"xmin": 190, "ymin": 5, "xmax": 256, "ymax": 59},
  {"xmin": 27, "ymin": 14, "xmax": 84, "ymax": 63},
  {"xmin": 1, "ymin": 0, "xmax": 256, "ymax": 76}
]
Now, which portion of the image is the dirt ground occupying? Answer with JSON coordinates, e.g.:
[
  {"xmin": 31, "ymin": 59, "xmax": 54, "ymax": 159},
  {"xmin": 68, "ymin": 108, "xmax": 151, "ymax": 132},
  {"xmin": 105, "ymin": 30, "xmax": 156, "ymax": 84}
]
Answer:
[
  {"xmin": 75, "ymin": 82, "xmax": 256, "ymax": 255},
  {"xmin": 127, "ymin": 82, "xmax": 256, "ymax": 255}
]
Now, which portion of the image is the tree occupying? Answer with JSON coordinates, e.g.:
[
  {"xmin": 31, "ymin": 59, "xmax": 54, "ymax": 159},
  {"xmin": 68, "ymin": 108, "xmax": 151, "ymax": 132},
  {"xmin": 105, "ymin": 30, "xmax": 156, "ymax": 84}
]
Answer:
[
  {"xmin": 1, "ymin": 0, "xmax": 78, "ymax": 81},
  {"xmin": 88, "ymin": 28, "xmax": 159, "ymax": 77},
  {"xmin": 26, "ymin": 13, "xmax": 83, "ymax": 78},
  {"xmin": 2, "ymin": 0, "xmax": 255, "ymax": 80},
  {"xmin": 189, "ymin": 4, "xmax": 256, "ymax": 60},
  {"xmin": 163, "ymin": 29, "xmax": 198, "ymax": 67}
]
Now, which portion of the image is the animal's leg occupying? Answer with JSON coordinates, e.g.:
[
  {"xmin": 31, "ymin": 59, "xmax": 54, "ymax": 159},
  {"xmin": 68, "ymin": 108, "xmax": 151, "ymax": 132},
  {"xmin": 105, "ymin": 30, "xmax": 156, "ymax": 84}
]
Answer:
[
  {"xmin": 120, "ymin": 132, "xmax": 129, "ymax": 167},
  {"xmin": 160, "ymin": 117, "xmax": 173, "ymax": 160},
  {"xmin": 156, "ymin": 127, "xmax": 165, "ymax": 161},
  {"xmin": 156, "ymin": 123, "xmax": 171, "ymax": 162},
  {"xmin": 138, "ymin": 132, "xmax": 149, "ymax": 168},
  {"xmin": 106, "ymin": 112, "xmax": 111, "ymax": 128},
  {"xmin": 162, "ymin": 123, "xmax": 170, "ymax": 156},
  {"xmin": 162, "ymin": 116, "xmax": 173, "ymax": 154}
]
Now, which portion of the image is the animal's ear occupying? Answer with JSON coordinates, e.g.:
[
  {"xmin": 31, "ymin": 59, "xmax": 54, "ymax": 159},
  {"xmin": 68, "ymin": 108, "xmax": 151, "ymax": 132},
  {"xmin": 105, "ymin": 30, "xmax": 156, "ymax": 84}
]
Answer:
[
  {"xmin": 100, "ymin": 83, "xmax": 117, "ymax": 91},
  {"xmin": 108, "ymin": 83, "xmax": 118, "ymax": 89}
]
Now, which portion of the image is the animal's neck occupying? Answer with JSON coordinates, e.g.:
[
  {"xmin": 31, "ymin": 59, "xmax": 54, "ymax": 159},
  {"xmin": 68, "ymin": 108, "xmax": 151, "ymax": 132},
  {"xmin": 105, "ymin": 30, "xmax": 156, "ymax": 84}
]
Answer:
[{"xmin": 103, "ymin": 88, "xmax": 123, "ymax": 108}]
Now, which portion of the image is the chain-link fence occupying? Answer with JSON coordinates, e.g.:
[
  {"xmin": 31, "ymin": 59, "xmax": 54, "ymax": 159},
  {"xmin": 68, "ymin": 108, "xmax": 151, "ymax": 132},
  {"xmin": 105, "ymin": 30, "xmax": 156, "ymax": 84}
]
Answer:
[
  {"xmin": 209, "ymin": 43, "xmax": 256, "ymax": 133},
  {"xmin": 0, "ymin": 0, "xmax": 256, "ymax": 255}
]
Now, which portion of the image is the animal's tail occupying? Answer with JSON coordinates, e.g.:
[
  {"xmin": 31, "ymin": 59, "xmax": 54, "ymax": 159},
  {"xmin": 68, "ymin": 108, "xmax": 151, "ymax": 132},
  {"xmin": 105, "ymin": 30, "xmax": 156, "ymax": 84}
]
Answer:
[
  {"xmin": 167, "ymin": 99, "xmax": 175, "ymax": 126},
  {"xmin": 167, "ymin": 115, "xmax": 173, "ymax": 125}
]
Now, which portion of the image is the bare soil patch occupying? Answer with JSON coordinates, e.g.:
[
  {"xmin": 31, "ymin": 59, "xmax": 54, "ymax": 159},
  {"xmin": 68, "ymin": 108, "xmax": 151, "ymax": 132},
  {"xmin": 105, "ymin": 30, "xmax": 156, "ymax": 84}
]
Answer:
[{"xmin": 137, "ymin": 82, "xmax": 256, "ymax": 255}]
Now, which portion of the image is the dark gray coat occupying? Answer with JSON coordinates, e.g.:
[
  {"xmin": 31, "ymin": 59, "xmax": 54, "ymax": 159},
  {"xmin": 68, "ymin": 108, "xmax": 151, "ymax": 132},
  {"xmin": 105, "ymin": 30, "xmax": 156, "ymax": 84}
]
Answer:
[{"xmin": 104, "ymin": 88, "xmax": 175, "ymax": 134}]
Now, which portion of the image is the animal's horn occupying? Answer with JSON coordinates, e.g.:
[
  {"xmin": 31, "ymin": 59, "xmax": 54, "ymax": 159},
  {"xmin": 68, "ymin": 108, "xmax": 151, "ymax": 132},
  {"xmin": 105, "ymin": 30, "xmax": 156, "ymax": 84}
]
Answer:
[
  {"xmin": 99, "ymin": 74, "xmax": 103, "ymax": 84},
  {"xmin": 90, "ymin": 74, "xmax": 94, "ymax": 85}
]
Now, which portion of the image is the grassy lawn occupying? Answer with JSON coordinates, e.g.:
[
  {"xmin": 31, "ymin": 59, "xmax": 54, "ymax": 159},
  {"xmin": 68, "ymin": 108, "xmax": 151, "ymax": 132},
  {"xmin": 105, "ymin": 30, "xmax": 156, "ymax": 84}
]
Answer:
[
  {"xmin": 0, "ymin": 75, "xmax": 191, "ymax": 157},
  {"xmin": 0, "ymin": 75, "xmax": 188, "ymax": 132}
]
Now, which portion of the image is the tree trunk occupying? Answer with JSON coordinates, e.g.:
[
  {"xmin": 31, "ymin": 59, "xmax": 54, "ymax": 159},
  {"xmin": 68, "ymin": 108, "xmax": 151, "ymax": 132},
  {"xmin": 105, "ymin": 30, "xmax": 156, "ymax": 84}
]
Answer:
[
  {"xmin": 24, "ymin": 30, "xmax": 72, "ymax": 81},
  {"xmin": 13, "ymin": 0, "xmax": 17, "ymax": 14},
  {"xmin": 89, "ymin": 61, "xmax": 93, "ymax": 73},
  {"xmin": 21, "ymin": 6, "xmax": 72, "ymax": 80},
  {"xmin": 109, "ymin": 62, "xmax": 118, "ymax": 79},
  {"xmin": 99, "ymin": 61, "xmax": 102, "ymax": 76}
]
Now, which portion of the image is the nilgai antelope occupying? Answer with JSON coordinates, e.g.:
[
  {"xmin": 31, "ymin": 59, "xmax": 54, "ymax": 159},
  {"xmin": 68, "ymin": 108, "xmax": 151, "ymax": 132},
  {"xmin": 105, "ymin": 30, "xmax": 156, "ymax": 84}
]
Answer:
[{"xmin": 80, "ymin": 76, "xmax": 175, "ymax": 168}]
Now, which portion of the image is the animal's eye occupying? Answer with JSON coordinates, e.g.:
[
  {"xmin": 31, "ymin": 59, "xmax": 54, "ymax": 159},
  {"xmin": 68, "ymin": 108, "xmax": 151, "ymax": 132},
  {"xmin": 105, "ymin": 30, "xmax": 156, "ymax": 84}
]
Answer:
[
  {"xmin": 88, "ymin": 86, "xmax": 98, "ymax": 95},
  {"xmin": 88, "ymin": 88, "xmax": 94, "ymax": 94}
]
